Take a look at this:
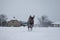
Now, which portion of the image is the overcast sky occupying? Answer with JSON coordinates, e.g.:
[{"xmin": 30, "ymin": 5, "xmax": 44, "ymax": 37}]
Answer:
[{"xmin": 0, "ymin": 0, "xmax": 60, "ymax": 23}]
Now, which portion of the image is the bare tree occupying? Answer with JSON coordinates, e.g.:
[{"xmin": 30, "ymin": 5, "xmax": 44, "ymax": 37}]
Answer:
[
  {"xmin": 0, "ymin": 14, "xmax": 8, "ymax": 26},
  {"xmin": 38, "ymin": 15, "xmax": 52, "ymax": 27}
]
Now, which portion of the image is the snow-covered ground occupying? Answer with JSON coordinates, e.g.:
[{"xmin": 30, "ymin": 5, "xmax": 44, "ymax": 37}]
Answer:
[{"xmin": 0, "ymin": 26, "xmax": 60, "ymax": 40}]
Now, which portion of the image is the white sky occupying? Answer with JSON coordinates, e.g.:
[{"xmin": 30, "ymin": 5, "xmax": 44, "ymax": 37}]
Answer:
[{"xmin": 0, "ymin": 0, "xmax": 60, "ymax": 23}]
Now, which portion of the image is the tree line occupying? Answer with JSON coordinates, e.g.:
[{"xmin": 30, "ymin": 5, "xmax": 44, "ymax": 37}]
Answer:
[{"xmin": 0, "ymin": 14, "xmax": 53, "ymax": 27}]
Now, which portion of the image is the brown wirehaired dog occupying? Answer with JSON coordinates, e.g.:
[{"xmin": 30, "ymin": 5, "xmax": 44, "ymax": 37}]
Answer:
[{"xmin": 27, "ymin": 15, "xmax": 35, "ymax": 31}]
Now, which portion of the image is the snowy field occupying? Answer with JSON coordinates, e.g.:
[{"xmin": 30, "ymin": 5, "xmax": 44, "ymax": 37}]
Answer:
[{"xmin": 0, "ymin": 26, "xmax": 60, "ymax": 40}]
